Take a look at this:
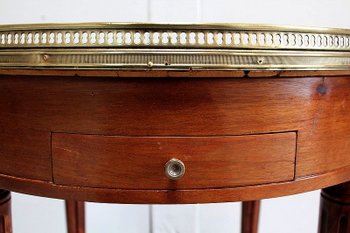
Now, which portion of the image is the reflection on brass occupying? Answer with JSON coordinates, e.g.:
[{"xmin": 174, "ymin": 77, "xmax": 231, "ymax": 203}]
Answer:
[
  {"xmin": 165, "ymin": 158, "xmax": 186, "ymax": 180},
  {"xmin": 0, "ymin": 23, "xmax": 349, "ymax": 71}
]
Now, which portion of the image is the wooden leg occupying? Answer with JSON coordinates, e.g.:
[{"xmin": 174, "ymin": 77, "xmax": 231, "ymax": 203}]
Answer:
[
  {"xmin": 318, "ymin": 182, "xmax": 350, "ymax": 233},
  {"xmin": 241, "ymin": 200, "xmax": 260, "ymax": 233},
  {"xmin": 65, "ymin": 200, "xmax": 85, "ymax": 233},
  {"xmin": 0, "ymin": 190, "xmax": 12, "ymax": 233}
]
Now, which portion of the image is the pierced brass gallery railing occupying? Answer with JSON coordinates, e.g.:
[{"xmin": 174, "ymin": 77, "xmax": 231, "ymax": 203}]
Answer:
[{"xmin": 0, "ymin": 23, "xmax": 349, "ymax": 70}]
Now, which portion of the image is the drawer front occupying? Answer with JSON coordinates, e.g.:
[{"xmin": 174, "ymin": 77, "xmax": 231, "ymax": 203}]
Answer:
[{"xmin": 52, "ymin": 132, "xmax": 296, "ymax": 189}]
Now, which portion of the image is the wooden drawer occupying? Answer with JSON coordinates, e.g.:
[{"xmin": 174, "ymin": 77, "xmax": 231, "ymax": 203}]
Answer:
[{"xmin": 52, "ymin": 132, "xmax": 296, "ymax": 189}]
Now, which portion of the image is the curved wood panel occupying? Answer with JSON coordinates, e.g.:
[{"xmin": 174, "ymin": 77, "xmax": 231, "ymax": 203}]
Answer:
[
  {"xmin": 0, "ymin": 165, "xmax": 349, "ymax": 204},
  {"xmin": 52, "ymin": 132, "xmax": 296, "ymax": 189},
  {"xmin": 0, "ymin": 76, "xmax": 311, "ymax": 181},
  {"xmin": 0, "ymin": 75, "xmax": 350, "ymax": 203}
]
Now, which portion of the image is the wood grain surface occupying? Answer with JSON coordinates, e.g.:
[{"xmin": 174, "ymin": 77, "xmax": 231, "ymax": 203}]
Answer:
[
  {"xmin": 319, "ymin": 182, "xmax": 350, "ymax": 233},
  {"xmin": 0, "ymin": 74, "xmax": 349, "ymax": 203},
  {"xmin": 65, "ymin": 200, "xmax": 85, "ymax": 233},
  {"xmin": 242, "ymin": 200, "xmax": 260, "ymax": 233},
  {"xmin": 0, "ymin": 164, "xmax": 350, "ymax": 204},
  {"xmin": 52, "ymin": 132, "xmax": 296, "ymax": 189}
]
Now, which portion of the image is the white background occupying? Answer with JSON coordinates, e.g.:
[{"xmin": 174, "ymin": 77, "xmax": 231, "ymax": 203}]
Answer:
[{"xmin": 1, "ymin": 0, "xmax": 350, "ymax": 232}]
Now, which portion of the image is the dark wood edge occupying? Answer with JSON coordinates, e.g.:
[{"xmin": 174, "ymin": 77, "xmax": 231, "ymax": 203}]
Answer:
[
  {"xmin": 0, "ymin": 191, "xmax": 10, "ymax": 205},
  {"xmin": 0, "ymin": 165, "xmax": 350, "ymax": 204},
  {"xmin": 241, "ymin": 201, "xmax": 260, "ymax": 233},
  {"xmin": 1, "ymin": 69, "xmax": 350, "ymax": 78},
  {"xmin": 65, "ymin": 200, "xmax": 85, "ymax": 233}
]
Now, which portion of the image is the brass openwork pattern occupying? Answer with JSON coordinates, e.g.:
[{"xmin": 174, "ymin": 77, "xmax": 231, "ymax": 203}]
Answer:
[
  {"xmin": 1, "ymin": 29, "xmax": 349, "ymax": 50},
  {"xmin": 1, "ymin": 23, "xmax": 350, "ymax": 50},
  {"xmin": 0, "ymin": 23, "xmax": 350, "ymax": 70}
]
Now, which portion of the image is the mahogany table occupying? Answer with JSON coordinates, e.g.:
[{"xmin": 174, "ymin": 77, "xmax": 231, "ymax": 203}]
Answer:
[{"xmin": 0, "ymin": 23, "xmax": 350, "ymax": 233}]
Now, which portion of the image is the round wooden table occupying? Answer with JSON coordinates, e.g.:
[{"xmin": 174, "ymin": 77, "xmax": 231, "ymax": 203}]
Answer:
[{"xmin": 0, "ymin": 23, "xmax": 350, "ymax": 233}]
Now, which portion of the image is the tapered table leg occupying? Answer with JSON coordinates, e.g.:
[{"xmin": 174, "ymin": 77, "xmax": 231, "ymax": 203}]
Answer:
[
  {"xmin": 65, "ymin": 200, "xmax": 85, "ymax": 233},
  {"xmin": 241, "ymin": 200, "xmax": 260, "ymax": 233},
  {"xmin": 0, "ymin": 190, "xmax": 12, "ymax": 233},
  {"xmin": 319, "ymin": 182, "xmax": 350, "ymax": 233}
]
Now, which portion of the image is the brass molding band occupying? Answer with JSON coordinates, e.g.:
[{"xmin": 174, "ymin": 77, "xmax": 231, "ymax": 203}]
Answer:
[
  {"xmin": 1, "ymin": 49, "xmax": 349, "ymax": 70},
  {"xmin": 0, "ymin": 23, "xmax": 350, "ymax": 70}
]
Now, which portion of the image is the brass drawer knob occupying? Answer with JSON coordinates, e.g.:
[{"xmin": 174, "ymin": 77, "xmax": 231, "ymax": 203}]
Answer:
[{"xmin": 164, "ymin": 158, "xmax": 186, "ymax": 180}]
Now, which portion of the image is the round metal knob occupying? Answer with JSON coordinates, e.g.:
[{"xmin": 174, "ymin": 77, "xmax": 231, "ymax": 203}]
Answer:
[{"xmin": 164, "ymin": 158, "xmax": 185, "ymax": 180}]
